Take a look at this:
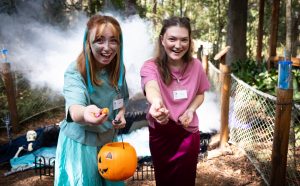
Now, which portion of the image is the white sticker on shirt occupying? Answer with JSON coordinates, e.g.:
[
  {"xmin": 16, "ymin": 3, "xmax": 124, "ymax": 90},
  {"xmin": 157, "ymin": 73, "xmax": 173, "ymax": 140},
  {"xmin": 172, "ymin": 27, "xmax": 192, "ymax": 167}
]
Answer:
[
  {"xmin": 113, "ymin": 98, "xmax": 124, "ymax": 110},
  {"xmin": 173, "ymin": 90, "xmax": 188, "ymax": 100}
]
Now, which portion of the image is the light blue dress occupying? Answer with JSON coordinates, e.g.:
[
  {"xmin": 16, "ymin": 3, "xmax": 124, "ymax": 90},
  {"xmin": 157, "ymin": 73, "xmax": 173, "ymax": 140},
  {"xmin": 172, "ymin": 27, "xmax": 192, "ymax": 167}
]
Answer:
[{"xmin": 55, "ymin": 61, "xmax": 128, "ymax": 186}]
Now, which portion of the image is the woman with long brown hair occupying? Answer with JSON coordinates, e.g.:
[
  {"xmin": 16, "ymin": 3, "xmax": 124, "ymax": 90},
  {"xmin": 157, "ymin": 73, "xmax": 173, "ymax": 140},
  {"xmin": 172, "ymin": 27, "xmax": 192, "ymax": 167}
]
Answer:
[{"xmin": 140, "ymin": 16, "xmax": 210, "ymax": 186}]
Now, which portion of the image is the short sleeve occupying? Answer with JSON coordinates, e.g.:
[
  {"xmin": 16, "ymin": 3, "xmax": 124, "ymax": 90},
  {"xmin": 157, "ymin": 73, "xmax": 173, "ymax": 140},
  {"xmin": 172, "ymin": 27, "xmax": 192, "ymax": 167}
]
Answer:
[
  {"xmin": 140, "ymin": 60, "xmax": 158, "ymax": 91},
  {"xmin": 63, "ymin": 62, "xmax": 89, "ymax": 116}
]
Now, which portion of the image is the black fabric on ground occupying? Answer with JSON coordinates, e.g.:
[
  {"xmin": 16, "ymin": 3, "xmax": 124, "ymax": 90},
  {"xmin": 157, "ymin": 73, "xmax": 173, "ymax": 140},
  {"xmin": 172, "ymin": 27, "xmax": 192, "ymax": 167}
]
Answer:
[{"xmin": 0, "ymin": 124, "xmax": 60, "ymax": 164}]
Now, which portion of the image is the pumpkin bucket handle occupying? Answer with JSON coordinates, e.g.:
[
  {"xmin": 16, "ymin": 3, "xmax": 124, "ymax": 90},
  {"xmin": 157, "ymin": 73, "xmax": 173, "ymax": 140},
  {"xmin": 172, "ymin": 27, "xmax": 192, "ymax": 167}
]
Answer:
[{"xmin": 113, "ymin": 129, "xmax": 125, "ymax": 149}]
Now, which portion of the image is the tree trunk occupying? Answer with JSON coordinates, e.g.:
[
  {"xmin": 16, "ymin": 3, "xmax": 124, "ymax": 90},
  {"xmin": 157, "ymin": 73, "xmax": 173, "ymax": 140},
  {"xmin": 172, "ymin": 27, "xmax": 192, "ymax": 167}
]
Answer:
[
  {"xmin": 153, "ymin": 0, "xmax": 157, "ymax": 14},
  {"xmin": 180, "ymin": 0, "xmax": 183, "ymax": 17},
  {"xmin": 285, "ymin": 0, "xmax": 292, "ymax": 60},
  {"xmin": 269, "ymin": 0, "xmax": 280, "ymax": 60},
  {"xmin": 88, "ymin": 0, "xmax": 93, "ymax": 16},
  {"xmin": 216, "ymin": 0, "xmax": 221, "ymax": 54},
  {"xmin": 125, "ymin": 0, "xmax": 137, "ymax": 16},
  {"xmin": 256, "ymin": 0, "xmax": 265, "ymax": 64},
  {"xmin": 291, "ymin": 4, "xmax": 299, "ymax": 57},
  {"xmin": 225, "ymin": 0, "xmax": 248, "ymax": 65}
]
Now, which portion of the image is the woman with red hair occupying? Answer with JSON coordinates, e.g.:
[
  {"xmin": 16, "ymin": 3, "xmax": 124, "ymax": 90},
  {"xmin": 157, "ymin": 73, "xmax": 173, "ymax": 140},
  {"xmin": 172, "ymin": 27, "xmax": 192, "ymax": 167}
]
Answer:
[{"xmin": 55, "ymin": 14, "xmax": 128, "ymax": 186}]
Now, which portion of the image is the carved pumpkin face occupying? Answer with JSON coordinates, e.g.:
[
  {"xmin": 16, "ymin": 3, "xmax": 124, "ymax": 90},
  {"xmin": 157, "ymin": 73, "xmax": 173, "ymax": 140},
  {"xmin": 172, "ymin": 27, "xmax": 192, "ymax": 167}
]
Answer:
[{"xmin": 98, "ymin": 142, "xmax": 137, "ymax": 181}]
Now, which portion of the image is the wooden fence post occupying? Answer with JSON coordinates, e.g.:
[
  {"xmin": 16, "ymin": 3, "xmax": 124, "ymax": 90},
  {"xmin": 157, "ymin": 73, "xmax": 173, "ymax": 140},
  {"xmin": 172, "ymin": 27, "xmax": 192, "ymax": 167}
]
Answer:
[
  {"xmin": 202, "ymin": 55, "xmax": 209, "ymax": 75},
  {"xmin": 0, "ymin": 62, "xmax": 19, "ymax": 132},
  {"xmin": 197, "ymin": 45, "xmax": 209, "ymax": 75},
  {"xmin": 214, "ymin": 46, "xmax": 231, "ymax": 148},
  {"xmin": 197, "ymin": 45, "xmax": 203, "ymax": 61},
  {"xmin": 270, "ymin": 88, "xmax": 293, "ymax": 186}
]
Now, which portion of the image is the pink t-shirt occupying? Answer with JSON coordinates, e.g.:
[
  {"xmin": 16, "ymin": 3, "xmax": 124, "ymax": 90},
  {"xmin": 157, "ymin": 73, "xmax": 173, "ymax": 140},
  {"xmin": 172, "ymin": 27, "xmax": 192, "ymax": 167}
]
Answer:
[{"xmin": 140, "ymin": 58, "xmax": 210, "ymax": 133}]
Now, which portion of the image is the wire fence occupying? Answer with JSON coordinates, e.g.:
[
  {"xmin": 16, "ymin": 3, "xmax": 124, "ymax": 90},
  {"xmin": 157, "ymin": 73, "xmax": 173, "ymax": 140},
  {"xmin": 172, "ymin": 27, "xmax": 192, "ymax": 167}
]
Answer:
[{"xmin": 208, "ymin": 61, "xmax": 300, "ymax": 186}]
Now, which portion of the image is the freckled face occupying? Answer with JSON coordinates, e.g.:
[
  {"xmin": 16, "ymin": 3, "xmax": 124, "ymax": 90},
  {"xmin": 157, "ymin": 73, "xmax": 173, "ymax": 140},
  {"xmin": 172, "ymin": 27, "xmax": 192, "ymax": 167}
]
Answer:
[
  {"xmin": 90, "ymin": 25, "xmax": 119, "ymax": 65},
  {"xmin": 161, "ymin": 26, "xmax": 190, "ymax": 63}
]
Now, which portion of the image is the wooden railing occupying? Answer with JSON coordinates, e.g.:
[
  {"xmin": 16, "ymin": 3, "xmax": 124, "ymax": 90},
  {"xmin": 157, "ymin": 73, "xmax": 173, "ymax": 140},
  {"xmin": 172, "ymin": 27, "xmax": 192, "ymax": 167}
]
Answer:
[{"xmin": 268, "ymin": 56, "xmax": 300, "ymax": 68}]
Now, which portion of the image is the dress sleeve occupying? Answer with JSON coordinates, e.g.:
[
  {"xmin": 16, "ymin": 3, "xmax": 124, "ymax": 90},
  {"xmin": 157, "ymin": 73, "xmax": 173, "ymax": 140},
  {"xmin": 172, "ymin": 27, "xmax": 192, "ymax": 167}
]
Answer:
[
  {"xmin": 140, "ymin": 60, "xmax": 158, "ymax": 91},
  {"xmin": 63, "ymin": 63, "xmax": 89, "ymax": 118}
]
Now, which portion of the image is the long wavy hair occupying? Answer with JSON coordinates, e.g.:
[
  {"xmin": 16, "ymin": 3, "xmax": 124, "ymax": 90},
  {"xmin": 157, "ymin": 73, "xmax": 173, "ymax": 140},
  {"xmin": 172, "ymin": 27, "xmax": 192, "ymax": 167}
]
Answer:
[
  {"xmin": 77, "ymin": 15, "xmax": 123, "ymax": 89},
  {"xmin": 155, "ymin": 16, "xmax": 194, "ymax": 85}
]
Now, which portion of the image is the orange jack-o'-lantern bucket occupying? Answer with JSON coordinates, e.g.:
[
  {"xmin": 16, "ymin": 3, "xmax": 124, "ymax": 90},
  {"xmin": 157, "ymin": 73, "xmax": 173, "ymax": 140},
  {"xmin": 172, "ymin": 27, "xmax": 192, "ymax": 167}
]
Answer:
[{"xmin": 98, "ymin": 142, "xmax": 137, "ymax": 181}]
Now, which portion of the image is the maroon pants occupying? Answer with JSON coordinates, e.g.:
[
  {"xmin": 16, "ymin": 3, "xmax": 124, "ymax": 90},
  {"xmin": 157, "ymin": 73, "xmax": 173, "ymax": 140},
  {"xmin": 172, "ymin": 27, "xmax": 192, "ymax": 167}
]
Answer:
[{"xmin": 149, "ymin": 120, "xmax": 200, "ymax": 186}]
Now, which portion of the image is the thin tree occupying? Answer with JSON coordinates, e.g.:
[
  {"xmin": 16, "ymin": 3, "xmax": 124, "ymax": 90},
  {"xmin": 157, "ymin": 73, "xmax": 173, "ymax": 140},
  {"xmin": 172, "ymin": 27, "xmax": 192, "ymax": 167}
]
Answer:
[
  {"xmin": 225, "ymin": 0, "xmax": 248, "ymax": 65},
  {"xmin": 268, "ymin": 0, "xmax": 280, "ymax": 69},
  {"xmin": 125, "ymin": 0, "xmax": 137, "ymax": 16},
  {"xmin": 291, "ymin": 11, "xmax": 299, "ymax": 57},
  {"xmin": 179, "ymin": 0, "xmax": 183, "ymax": 17},
  {"xmin": 285, "ymin": 0, "xmax": 292, "ymax": 60},
  {"xmin": 256, "ymin": 0, "xmax": 265, "ymax": 64}
]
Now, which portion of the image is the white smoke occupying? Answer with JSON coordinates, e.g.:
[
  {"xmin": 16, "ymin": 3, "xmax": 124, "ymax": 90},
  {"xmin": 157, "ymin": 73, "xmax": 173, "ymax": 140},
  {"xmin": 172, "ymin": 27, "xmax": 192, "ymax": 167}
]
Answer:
[
  {"xmin": 0, "ymin": 9, "xmax": 154, "ymax": 97},
  {"xmin": 0, "ymin": 11, "xmax": 86, "ymax": 94},
  {"xmin": 196, "ymin": 91, "xmax": 221, "ymax": 132},
  {"xmin": 119, "ymin": 15, "xmax": 155, "ymax": 97},
  {"xmin": 118, "ymin": 127, "xmax": 151, "ymax": 157}
]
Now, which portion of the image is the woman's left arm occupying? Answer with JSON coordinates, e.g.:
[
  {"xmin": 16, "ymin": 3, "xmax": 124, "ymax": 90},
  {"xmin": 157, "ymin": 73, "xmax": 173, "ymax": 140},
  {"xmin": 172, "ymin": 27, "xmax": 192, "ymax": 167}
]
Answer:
[
  {"xmin": 179, "ymin": 94, "xmax": 205, "ymax": 127},
  {"xmin": 112, "ymin": 106, "xmax": 126, "ymax": 129},
  {"xmin": 187, "ymin": 93, "xmax": 205, "ymax": 113}
]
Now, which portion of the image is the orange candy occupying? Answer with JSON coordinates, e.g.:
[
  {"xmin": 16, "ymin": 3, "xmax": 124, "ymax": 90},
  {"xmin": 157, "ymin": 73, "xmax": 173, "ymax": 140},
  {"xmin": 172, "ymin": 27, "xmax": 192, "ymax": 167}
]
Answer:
[{"xmin": 101, "ymin": 108, "xmax": 109, "ymax": 115}]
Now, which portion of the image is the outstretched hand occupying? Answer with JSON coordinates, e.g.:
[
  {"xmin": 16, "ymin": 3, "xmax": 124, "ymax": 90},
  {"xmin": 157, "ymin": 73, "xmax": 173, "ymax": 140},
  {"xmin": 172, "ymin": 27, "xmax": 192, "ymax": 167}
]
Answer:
[
  {"xmin": 179, "ymin": 109, "xmax": 194, "ymax": 128},
  {"xmin": 84, "ymin": 105, "xmax": 108, "ymax": 125},
  {"xmin": 149, "ymin": 100, "xmax": 169, "ymax": 124}
]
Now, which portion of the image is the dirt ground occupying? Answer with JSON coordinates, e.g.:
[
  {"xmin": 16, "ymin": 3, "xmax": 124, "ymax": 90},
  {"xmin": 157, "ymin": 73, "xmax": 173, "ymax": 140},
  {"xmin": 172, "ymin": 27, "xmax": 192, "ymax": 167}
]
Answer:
[{"xmin": 0, "ymin": 109, "xmax": 265, "ymax": 186}]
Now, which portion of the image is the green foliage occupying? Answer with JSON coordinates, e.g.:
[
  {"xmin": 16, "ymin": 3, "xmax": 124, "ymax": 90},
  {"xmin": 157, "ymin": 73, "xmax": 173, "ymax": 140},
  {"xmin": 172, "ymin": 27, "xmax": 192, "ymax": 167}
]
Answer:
[
  {"xmin": 231, "ymin": 59, "xmax": 300, "ymax": 102},
  {"xmin": 292, "ymin": 69, "xmax": 300, "ymax": 100},
  {"xmin": 0, "ymin": 73, "xmax": 64, "ymax": 125},
  {"xmin": 135, "ymin": 0, "xmax": 229, "ymax": 50},
  {"xmin": 16, "ymin": 87, "xmax": 63, "ymax": 122},
  {"xmin": 231, "ymin": 59, "xmax": 264, "ymax": 85},
  {"xmin": 254, "ymin": 69, "xmax": 278, "ymax": 96},
  {"xmin": 111, "ymin": 0, "xmax": 125, "ymax": 10}
]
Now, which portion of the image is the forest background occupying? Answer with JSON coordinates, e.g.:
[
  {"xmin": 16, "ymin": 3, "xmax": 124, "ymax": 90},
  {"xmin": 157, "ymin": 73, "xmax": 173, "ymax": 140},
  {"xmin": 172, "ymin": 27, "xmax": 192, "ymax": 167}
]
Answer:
[
  {"xmin": 0, "ymin": 1, "xmax": 299, "ymax": 185},
  {"xmin": 0, "ymin": 0, "xmax": 299, "ymax": 130}
]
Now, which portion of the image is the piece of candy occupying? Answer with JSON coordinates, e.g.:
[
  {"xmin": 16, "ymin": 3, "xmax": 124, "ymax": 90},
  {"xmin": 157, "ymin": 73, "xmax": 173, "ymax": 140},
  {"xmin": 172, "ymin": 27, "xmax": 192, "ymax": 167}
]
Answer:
[{"xmin": 101, "ymin": 108, "xmax": 109, "ymax": 115}]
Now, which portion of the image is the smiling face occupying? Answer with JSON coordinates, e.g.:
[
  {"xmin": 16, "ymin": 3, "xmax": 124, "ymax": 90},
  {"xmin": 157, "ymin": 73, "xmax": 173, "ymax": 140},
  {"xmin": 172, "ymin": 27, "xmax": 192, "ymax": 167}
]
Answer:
[
  {"xmin": 90, "ymin": 24, "xmax": 119, "ymax": 65},
  {"xmin": 160, "ymin": 26, "xmax": 190, "ymax": 65}
]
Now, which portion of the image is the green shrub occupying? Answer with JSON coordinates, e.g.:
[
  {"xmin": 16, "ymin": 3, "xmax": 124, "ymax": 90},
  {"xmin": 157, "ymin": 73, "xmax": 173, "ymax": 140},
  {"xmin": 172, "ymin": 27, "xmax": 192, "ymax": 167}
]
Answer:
[{"xmin": 231, "ymin": 58, "xmax": 300, "ymax": 102}]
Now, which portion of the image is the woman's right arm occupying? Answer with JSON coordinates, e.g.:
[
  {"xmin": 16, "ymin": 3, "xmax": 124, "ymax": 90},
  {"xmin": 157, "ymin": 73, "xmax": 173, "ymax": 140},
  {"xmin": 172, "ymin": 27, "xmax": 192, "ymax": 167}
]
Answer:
[
  {"xmin": 145, "ymin": 80, "xmax": 169, "ymax": 124},
  {"xmin": 63, "ymin": 63, "xmax": 107, "ymax": 126},
  {"xmin": 69, "ymin": 104, "xmax": 108, "ymax": 125},
  {"xmin": 144, "ymin": 80, "xmax": 163, "ymax": 105}
]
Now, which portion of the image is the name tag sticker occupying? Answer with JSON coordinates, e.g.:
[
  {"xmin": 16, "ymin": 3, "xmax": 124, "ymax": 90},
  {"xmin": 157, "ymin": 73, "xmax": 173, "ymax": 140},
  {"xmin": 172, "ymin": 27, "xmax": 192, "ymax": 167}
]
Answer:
[
  {"xmin": 113, "ymin": 98, "xmax": 124, "ymax": 110},
  {"xmin": 173, "ymin": 90, "xmax": 187, "ymax": 100}
]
